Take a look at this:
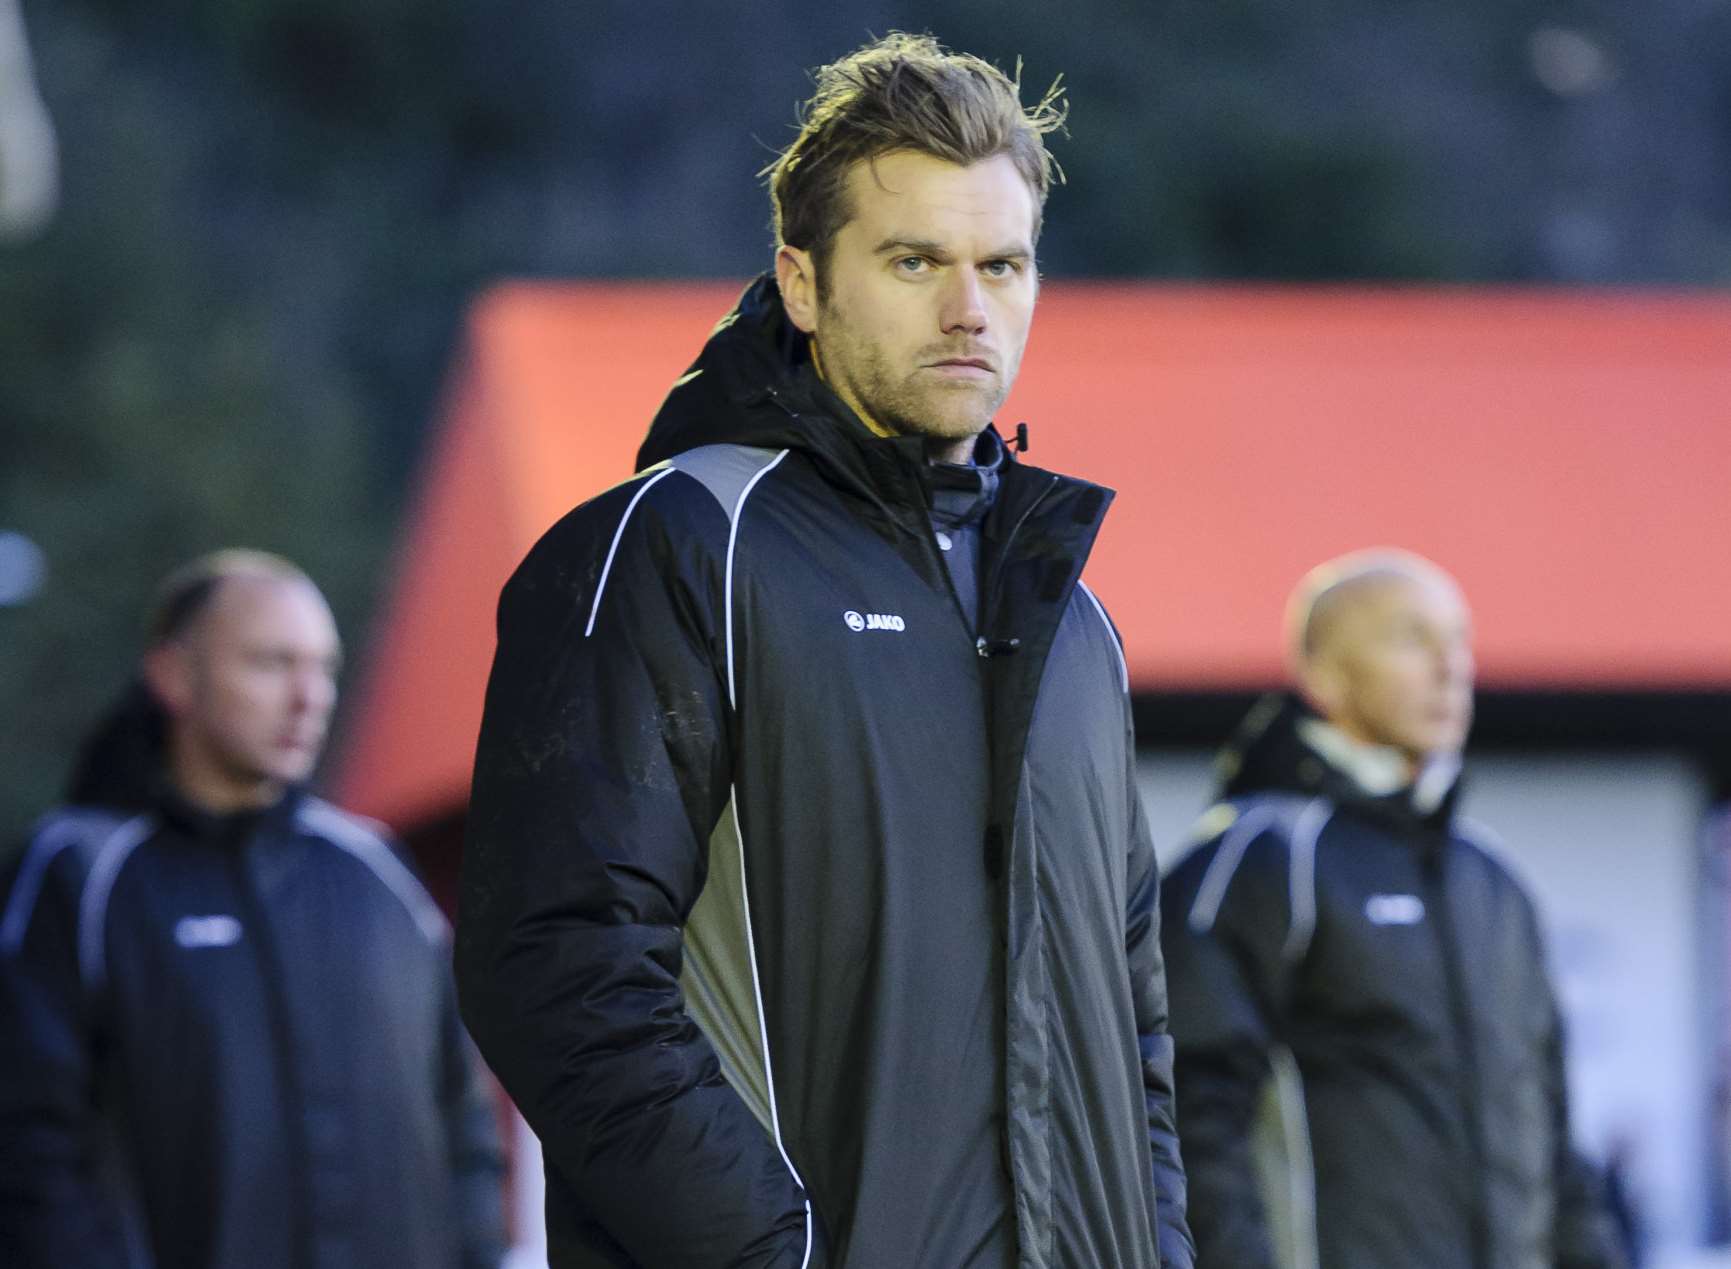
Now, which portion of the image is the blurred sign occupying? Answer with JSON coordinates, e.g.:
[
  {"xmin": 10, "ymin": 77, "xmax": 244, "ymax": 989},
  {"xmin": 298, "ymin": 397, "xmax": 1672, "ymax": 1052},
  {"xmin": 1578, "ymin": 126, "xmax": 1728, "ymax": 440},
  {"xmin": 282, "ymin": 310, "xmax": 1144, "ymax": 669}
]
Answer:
[
  {"xmin": 0, "ymin": 530, "xmax": 45, "ymax": 606},
  {"xmin": 0, "ymin": 0, "xmax": 61, "ymax": 241}
]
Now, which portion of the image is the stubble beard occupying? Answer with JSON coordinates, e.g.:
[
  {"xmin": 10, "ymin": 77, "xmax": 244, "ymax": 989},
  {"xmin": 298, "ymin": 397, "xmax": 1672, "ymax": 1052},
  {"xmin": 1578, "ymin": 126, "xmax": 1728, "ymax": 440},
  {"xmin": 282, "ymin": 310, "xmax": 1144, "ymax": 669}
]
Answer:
[{"xmin": 820, "ymin": 309, "xmax": 1012, "ymax": 448}]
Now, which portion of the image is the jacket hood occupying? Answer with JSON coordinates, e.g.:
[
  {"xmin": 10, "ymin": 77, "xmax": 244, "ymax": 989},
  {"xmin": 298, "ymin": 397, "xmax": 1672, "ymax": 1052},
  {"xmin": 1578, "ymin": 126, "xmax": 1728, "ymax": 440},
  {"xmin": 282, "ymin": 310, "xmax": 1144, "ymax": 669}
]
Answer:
[
  {"xmin": 635, "ymin": 274, "xmax": 818, "ymax": 469},
  {"xmin": 635, "ymin": 273, "xmax": 1036, "ymax": 548},
  {"xmin": 1216, "ymin": 692, "xmax": 1462, "ymax": 829},
  {"xmin": 66, "ymin": 679, "xmax": 169, "ymax": 812},
  {"xmin": 66, "ymin": 679, "xmax": 305, "ymax": 831}
]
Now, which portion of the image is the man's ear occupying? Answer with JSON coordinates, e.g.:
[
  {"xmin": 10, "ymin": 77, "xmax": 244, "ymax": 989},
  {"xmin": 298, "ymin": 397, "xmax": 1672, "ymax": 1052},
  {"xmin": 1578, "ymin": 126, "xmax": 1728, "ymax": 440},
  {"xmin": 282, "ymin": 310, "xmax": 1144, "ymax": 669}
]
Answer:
[
  {"xmin": 775, "ymin": 245, "xmax": 819, "ymax": 335},
  {"xmin": 141, "ymin": 642, "xmax": 193, "ymax": 719},
  {"xmin": 1296, "ymin": 653, "xmax": 1347, "ymax": 722}
]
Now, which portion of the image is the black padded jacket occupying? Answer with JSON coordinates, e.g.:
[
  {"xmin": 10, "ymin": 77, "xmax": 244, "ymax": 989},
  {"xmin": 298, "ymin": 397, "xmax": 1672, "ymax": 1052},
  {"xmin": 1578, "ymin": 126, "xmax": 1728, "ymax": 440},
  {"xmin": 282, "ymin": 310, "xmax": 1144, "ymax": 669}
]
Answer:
[
  {"xmin": 457, "ymin": 275, "xmax": 1194, "ymax": 1269},
  {"xmin": 1160, "ymin": 695, "xmax": 1624, "ymax": 1269},
  {"xmin": 0, "ymin": 777, "xmax": 506, "ymax": 1269}
]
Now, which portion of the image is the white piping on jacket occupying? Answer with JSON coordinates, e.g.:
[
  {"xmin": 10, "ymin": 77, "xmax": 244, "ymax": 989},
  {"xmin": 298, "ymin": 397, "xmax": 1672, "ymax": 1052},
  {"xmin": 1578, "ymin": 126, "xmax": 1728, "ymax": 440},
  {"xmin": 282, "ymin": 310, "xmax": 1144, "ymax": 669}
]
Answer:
[
  {"xmin": 726, "ymin": 786, "xmax": 813, "ymax": 1266},
  {"xmin": 716, "ymin": 446, "xmax": 809, "ymax": 1264},
  {"xmin": 297, "ymin": 800, "xmax": 448, "ymax": 944},
  {"xmin": 723, "ymin": 449, "xmax": 789, "ymax": 709},
  {"xmin": 1281, "ymin": 799, "xmax": 1332, "ymax": 964},
  {"xmin": 76, "ymin": 815, "xmax": 156, "ymax": 990},
  {"xmin": 1270, "ymin": 1046, "xmax": 1321, "ymax": 1269},
  {"xmin": 1186, "ymin": 796, "xmax": 1332, "ymax": 969},
  {"xmin": 1077, "ymin": 580, "xmax": 1129, "ymax": 696},
  {"xmin": 2, "ymin": 815, "xmax": 150, "ymax": 959},
  {"xmin": 585, "ymin": 467, "xmax": 677, "ymax": 638},
  {"xmin": 1187, "ymin": 804, "xmax": 1280, "ymax": 934}
]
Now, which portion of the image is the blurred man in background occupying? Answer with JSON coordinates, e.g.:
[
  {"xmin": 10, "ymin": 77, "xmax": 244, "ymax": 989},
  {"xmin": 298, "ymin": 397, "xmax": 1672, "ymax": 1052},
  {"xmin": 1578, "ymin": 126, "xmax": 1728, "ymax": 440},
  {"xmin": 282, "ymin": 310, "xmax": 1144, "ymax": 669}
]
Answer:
[
  {"xmin": 0, "ymin": 550, "xmax": 506, "ymax": 1269},
  {"xmin": 1160, "ymin": 548, "xmax": 1624, "ymax": 1269},
  {"xmin": 459, "ymin": 32, "xmax": 1193, "ymax": 1269}
]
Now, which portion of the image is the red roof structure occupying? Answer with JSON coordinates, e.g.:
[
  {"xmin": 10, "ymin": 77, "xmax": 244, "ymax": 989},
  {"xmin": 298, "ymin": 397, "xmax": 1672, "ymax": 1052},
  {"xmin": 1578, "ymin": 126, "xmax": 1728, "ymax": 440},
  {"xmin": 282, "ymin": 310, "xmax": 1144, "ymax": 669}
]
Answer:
[{"xmin": 334, "ymin": 282, "xmax": 1731, "ymax": 830}]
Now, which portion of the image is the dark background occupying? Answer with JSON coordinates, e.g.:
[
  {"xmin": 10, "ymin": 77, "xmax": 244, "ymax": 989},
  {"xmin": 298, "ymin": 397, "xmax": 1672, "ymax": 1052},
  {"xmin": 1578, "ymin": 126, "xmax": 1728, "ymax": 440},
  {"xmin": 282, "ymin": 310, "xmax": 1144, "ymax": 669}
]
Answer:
[{"xmin": 4, "ymin": 0, "xmax": 1730, "ymax": 841}]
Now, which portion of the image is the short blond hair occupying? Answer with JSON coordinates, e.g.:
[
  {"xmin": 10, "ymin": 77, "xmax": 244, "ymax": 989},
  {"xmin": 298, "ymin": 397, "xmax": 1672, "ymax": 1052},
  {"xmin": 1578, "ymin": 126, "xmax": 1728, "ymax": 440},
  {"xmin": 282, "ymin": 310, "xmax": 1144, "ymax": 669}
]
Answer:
[
  {"xmin": 766, "ymin": 33, "xmax": 1065, "ymax": 292},
  {"xmin": 147, "ymin": 548, "xmax": 311, "ymax": 645}
]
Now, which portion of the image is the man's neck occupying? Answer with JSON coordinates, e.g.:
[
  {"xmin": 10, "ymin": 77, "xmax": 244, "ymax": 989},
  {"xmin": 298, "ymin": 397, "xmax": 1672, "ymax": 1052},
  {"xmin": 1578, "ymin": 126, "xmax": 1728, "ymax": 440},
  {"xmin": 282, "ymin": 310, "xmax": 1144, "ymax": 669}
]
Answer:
[
  {"xmin": 168, "ymin": 742, "xmax": 282, "ymax": 815},
  {"xmin": 1297, "ymin": 717, "xmax": 1460, "ymax": 814},
  {"xmin": 810, "ymin": 340, "xmax": 894, "ymax": 439},
  {"xmin": 925, "ymin": 435, "xmax": 980, "ymax": 465},
  {"xmin": 1298, "ymin": 718, "xmax": 1417, "ymax": 792}
]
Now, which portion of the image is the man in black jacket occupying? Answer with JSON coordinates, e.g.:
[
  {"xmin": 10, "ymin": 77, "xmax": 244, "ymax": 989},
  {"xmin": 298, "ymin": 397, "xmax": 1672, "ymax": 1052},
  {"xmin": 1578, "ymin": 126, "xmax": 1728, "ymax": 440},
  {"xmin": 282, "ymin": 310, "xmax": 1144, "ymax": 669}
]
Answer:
[
  {"xmin": 1160, "ymin": 549, "xmax": 1624, "ymax": 1269},
  {"xmin": 458, "ymin": 32, "xmax": 1194, "ymax": 1269},
  {"xmin": 0, "ymin": 550, "xmax": 506, "ymax": 1269}
]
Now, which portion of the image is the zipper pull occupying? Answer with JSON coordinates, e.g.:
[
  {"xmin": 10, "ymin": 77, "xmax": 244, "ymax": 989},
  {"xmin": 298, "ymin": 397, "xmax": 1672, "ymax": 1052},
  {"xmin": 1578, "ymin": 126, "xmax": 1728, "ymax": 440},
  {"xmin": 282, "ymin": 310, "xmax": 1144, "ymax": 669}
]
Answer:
[{"xmin": 976, "ymin": 636, "xmax": 1022, "ymax": 658}]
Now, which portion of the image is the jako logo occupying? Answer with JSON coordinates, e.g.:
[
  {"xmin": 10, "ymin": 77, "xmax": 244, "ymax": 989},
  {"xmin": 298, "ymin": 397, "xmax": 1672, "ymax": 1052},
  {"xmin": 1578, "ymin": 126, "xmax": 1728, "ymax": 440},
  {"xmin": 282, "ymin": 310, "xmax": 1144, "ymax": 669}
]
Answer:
[
  {"xmin": 175, "ymin": 915, "xmax": 244, "ymax": 949},
  {"xmin": 1364, "ymin": 894, "xmax": 1426, "ymax": 926},
  {"xmin": 843, "ymin": 610, "xmax": 905, "ymax": 633}
]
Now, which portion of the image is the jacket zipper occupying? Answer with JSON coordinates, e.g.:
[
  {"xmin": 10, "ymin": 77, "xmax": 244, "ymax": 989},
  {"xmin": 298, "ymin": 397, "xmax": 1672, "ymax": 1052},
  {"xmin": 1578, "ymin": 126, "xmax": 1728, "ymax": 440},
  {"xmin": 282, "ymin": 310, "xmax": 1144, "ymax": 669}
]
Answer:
[
  {"xmin": 976, "ymin": 474, "xmax": 1059, "ymax": 659},
  {"xmin": 1422, "ymin": 845, "xmax": 1492, "ymax": 1268},
  {"xmin": 228, "ymin": 847, "xmax": 316, "ymax": 1269}
]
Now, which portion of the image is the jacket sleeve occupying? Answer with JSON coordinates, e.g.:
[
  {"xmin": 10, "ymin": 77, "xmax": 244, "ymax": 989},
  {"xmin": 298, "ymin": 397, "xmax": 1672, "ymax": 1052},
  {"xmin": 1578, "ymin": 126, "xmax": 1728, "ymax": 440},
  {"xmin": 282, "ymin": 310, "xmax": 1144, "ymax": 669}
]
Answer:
[
  {"xmin": 0, "ymin": 843, "xmax": 134, "ymax": 1267},
  {"xmin": 1533, "ymin": 919, "xmax": 1626, "ymax": 1269},
  {"xmin": 1158, "ymin": 820, "xmax": 1299, "ymax": 1269},
  {"xmin": 1124, "ymin": 783, "xmax": 1197, "ymax": 1269},
  {"xmin": 437, "ymin": 966, "xmax": 509, "ymax": 1269},
  {"xmin": 456, "ymin": 486, "xmax": 811, "ymax": 1268}
]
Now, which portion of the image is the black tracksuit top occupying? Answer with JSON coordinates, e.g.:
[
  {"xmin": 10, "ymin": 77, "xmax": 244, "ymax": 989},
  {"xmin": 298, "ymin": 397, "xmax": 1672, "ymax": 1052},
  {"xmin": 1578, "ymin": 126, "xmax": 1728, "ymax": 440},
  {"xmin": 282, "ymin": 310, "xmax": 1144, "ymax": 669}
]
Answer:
[
  {"xmin": 457, "ymin": 276, "xmax": 1194, "ymax": 1268},
  {"xmin": 1160, "ymin": 695, "xmax": 1625, "ymax": 1269},
  {"xmin": 0, "ymin": 787, "xmax": 506, "ymax": 1269}
]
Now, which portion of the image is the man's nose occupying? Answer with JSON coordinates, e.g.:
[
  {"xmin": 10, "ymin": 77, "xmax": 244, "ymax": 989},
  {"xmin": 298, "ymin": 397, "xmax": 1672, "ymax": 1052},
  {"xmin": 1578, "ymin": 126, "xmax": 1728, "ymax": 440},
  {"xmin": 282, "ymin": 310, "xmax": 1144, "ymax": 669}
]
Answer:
[
  {"xmin": 1435, "ymin": 640, "xmax": 1473, "ymax": 684},
  {"xmin": 291, "ymin": 668, "xmax": 336, "ymax": 714},
  {"xmin": 940, "ymin": 268, "xmax": 988, "ymax": 336}
]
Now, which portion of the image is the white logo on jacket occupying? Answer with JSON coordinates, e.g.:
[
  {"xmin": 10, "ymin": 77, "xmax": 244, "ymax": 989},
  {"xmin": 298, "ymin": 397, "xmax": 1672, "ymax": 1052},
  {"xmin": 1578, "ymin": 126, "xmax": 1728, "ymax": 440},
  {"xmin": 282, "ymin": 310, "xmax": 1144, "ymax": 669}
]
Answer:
[
  {"xmin": 174, "ymin": 915, "xmax": 244, "ymax": 948},
  {"xmin": 1364, "ymin": 893, "xmax": 1426, "ymax": 926},
  {"xmin": 843, "ymin": 610, "xmax": 905, "ymax": 633}
]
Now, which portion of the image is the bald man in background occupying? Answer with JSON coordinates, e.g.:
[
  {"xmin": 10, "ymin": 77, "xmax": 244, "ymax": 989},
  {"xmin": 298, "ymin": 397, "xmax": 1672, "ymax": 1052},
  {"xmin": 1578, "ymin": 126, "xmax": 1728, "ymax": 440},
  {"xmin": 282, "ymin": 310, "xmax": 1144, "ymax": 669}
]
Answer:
[
  {"xmin": 0, "ymin": 551, "xmax": 505, "ymax": 1269},
  {"xmin": 1160, "ymin": 550, "xmax": 1623, "ymax": 1269}
]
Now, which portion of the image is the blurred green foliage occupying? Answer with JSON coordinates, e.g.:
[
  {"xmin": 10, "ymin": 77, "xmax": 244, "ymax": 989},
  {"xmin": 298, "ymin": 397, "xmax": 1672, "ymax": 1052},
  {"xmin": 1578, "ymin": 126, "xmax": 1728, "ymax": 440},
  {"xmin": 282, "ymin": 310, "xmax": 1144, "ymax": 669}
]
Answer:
[{"xmin": 2, "ymin": 0, "xmax": 1729, "ymax": 842}]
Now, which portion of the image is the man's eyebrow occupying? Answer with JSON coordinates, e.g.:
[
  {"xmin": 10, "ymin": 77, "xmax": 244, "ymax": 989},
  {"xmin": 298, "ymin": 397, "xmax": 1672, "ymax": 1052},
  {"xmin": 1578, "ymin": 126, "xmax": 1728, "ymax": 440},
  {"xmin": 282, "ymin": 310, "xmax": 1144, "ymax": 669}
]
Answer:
[
  {"xmin": 871, "ymin": 237, "xmax": 1034, "ymax": 261},
  {"xmin": 873, "ymin": 237, "xmax": 948, "ymax": 257}
]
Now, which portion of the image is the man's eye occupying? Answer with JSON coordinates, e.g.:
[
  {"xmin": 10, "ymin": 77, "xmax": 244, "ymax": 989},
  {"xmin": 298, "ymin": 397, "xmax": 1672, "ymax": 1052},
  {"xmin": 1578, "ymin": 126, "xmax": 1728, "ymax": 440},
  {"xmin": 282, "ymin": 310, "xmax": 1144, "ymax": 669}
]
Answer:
[
  {"xmin": 895, "ymin": 256, "xmax": 930, "ymax": 274},
  {"xmin": 982, "ymin": 260, "xmax": 1019, "ymax": 278}
]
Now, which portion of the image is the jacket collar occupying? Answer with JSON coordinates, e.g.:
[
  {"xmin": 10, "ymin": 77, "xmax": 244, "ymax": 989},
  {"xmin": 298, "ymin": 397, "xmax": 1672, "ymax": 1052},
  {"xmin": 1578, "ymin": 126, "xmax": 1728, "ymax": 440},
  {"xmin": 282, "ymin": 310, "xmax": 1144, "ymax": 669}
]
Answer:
[
  {"xmin": 633, "ymin": 274, "xmax": 1101, "ymax": 544},
  {"xmin": 925, "ymin": 429, "xmax": 1005, "ymax": 530},
  {"xmin": 1220, "ymin": 693, "xmax": 1463, "ymax": 831},
  {"xmin": 1296, "ymin": 718, "xmax": 1462, "ymax": 817},
  {"xmin": 154, "ymin": 779, "xmax": 306, "ymax": 847}
]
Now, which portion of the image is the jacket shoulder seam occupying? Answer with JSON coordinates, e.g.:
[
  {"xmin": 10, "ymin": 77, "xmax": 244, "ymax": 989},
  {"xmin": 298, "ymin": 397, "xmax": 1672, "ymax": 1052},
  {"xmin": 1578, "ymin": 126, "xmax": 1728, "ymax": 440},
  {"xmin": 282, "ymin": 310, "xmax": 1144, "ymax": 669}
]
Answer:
[
  {"xmin": 585, "ymin": 466, "xmax": 681, "ymax": 638},
  {"xmin": 73, "ymin": 813, "xmax": 158, "ymax": 989},
  {"xmin": 1075, "ymin": 580, "xmax": 1129, "ymax": 696},
  {"xmin": 722, "ymin": 448, "xmax": 792, "ymax": 710},
  {"xmin": 665, "ymin": 444, "xmax": 791, "ymax": 523},
  {"xmin": 296, "ymin": 798, "xmax": 448, "ymax": 945},
  {"xmin": 1451, "ymin": 815, "xmax": 1540, "ymax": 913},
  {"xmin": 1187, "ymin": 794, "xmax": 1333, "ymax": 967},
  {"xmin": 2, "ymin": 810, "xmax": 138, "ymax": 957}
]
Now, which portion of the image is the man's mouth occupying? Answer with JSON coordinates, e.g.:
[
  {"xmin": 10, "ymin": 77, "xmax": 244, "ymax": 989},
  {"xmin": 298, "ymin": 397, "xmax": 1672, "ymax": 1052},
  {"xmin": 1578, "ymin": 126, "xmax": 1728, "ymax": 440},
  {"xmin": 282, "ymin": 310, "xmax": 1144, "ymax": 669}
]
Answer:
[{"xmin": 928, "ymin": 357, "xmax": 994, "ymax": 377}]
